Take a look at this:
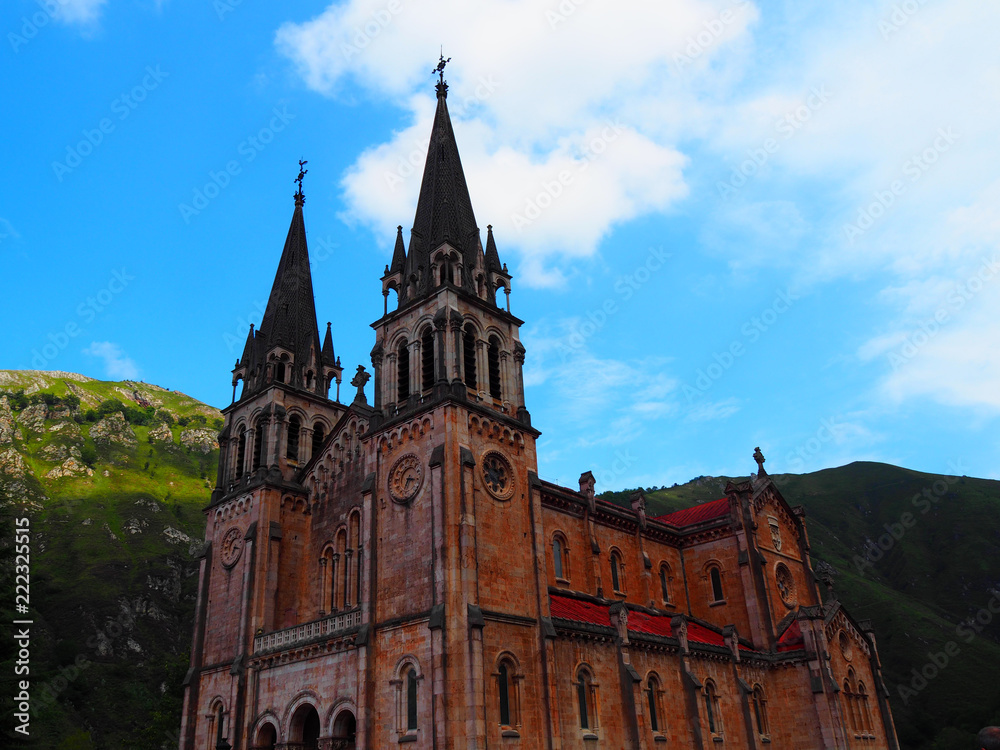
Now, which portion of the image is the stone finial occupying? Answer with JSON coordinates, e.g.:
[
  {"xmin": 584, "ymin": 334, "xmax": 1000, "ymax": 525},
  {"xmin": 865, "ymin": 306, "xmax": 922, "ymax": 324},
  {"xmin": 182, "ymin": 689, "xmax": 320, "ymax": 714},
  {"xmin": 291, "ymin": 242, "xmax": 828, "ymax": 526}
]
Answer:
[
  {"xmin": 671, "ymin": 614, "xmax": 689, "ymax": 655},
  {"xmin": 579, "ymin": 470, "xmax": 596, "ymax": 512},
  {"xmin": 610, "ymin": 602, "xmax": 630, "ymax": 645},
  {"xmin": 814, "ymin": 560, "xmax": 837, "ymax": 601},
  {"xmin": 753, "ymin": 446, "xmax": 767, "ymax": 475},
  {"xmin": 723, "ymin": 624, "xmax": 741, "ymax": 663},
  {"xmin": 351, "ymin": 365, "xmax": 370, "ymax": 405},
  {"xmin": 630, "ymin": 489, "xmax": 647, "ymax": 529}
]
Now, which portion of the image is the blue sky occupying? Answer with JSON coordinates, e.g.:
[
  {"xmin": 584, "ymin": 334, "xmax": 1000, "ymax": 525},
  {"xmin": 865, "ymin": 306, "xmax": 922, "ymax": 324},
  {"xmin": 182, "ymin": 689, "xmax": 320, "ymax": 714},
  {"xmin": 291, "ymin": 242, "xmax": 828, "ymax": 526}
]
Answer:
[{"xmin": 3, "ymin": 0, "xmax": 999, "ymax": 491}]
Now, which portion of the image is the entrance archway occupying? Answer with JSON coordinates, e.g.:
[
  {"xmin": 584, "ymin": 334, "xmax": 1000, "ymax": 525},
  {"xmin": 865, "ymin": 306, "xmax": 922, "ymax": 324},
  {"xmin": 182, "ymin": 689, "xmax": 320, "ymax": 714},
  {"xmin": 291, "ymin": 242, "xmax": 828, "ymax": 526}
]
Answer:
[
  {"xmin": 288, "ymin": 704, "xmax": 321, "ymax": 750},
  {"xmin": 331, "ymin": 709, "xmax": 357, "ymax": 749},
  {"xmin": 252, "ymin": 722, "xmax": 276, "ymax": 750}
]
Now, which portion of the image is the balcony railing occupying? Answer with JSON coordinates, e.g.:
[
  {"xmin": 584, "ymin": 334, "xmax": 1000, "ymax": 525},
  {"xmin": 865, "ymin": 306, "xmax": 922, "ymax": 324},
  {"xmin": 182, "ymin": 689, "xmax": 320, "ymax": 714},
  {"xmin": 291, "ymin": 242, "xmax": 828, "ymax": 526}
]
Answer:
[
  {"xmin": 253, "ymin": 609, "xmax": 362, "ymax": 655},
  {"xmin": 258, "ymin": 740, "xmax": 353, "ymax": 750}
]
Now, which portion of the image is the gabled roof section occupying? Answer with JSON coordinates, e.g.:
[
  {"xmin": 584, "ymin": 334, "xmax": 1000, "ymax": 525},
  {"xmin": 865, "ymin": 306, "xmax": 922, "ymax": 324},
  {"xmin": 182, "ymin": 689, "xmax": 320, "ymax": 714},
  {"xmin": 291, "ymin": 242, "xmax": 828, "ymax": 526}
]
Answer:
[
  {"xmin": 403, "ymin": 77, "xmax": 484, "ymax": 302},
  {"xmin": 255, "ymin": 198, "xmax": 323, "ymax": 374},
  {"xmin": 654, "ymin": 497, "xmax": 730, "ymax": 528}
]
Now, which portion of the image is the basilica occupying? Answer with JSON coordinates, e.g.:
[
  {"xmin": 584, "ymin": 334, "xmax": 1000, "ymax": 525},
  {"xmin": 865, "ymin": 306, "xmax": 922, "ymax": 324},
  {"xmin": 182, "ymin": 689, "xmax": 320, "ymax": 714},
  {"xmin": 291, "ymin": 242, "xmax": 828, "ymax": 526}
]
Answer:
[{"xmin": 179, "ymin": 70, "xmax": 899, "ymax": 750}]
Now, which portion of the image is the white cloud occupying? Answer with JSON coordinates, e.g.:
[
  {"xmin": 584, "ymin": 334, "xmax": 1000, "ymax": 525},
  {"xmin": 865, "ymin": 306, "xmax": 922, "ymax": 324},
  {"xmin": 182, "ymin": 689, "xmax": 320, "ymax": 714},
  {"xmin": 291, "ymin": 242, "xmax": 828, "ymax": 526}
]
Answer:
[
  {"xmin": 54, "ymin": 0, "xmax": 108, "ymax": 25},
  {"xmin": 83, "ymin": 341, "xmax": 140, "ymax": 380},
  {"xmin": 276, "ymin": 0, "xmax": 752, "ymax": 285}
]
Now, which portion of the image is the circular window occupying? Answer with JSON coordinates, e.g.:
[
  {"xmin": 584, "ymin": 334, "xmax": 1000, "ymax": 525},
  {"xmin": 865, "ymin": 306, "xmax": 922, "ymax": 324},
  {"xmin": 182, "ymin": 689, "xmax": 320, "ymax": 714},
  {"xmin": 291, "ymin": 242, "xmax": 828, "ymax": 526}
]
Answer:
[
  {"xmin": 775, "ymin": 563, "xmax": 796, "ymax": 608},
  {"xmin": 839, "ymin": 630, "xmax": 853, "ymax": 661},
  {"xmin": 481, "ymin": 451, "xmax": 515, "ymax": 501},
  {"xmin": 220, "ymin": 526, "xmax": 245, "ymax": 568},
  {"xmin": 388, "ymin": 453, "xmax": 423, "ymax": 504}
]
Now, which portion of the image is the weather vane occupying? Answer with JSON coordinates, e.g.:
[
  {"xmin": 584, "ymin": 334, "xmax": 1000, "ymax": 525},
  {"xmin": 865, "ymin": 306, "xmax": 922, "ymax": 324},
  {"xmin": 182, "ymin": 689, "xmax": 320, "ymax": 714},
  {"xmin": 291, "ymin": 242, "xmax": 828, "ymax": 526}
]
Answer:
[
  {"xmin": 295, "ymin": 159, "xmax": 308, "ymax": 192},
  {"xmin": 432, "ymin": 48, "xmax": 451, "ymax": 84}
]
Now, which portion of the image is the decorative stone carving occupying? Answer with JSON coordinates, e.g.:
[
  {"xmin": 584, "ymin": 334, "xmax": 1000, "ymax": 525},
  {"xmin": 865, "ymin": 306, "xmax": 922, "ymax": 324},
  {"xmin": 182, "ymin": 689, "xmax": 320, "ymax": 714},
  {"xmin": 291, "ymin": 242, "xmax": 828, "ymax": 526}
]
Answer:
[
  {"xmin": 482, "ymin": 450, "xmax": 515, "ymax": 501},
  {"xmin": 220, "ymin": 526, "xmax": 245, "ymax": 568}
]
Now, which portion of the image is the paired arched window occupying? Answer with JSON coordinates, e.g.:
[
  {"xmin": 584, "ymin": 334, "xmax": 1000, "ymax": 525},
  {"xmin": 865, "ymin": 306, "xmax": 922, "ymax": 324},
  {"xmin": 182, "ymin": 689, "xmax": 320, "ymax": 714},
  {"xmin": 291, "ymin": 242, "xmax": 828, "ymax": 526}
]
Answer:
[
  {"xmin": 843, "ymin": 669, "xmax": 873, "ymax": 734},
  {"xmin": 858, "ymin": 682, "xmax": 873, "ymax": 733},
  {"xmin": 397, "ymin": 340, "xmax": 410, "ymax": 401},
  {"xmin": 709, "ymin": 565, "xmax": 724, "ymax": 603},
  {"xmin": 576, "ymin": 666, "xmax": 598, "ymax": 730},
  {"xmin": 752, "ymin": 685, "xmax": 769, "ymax": 737},
  {"xmin": 659, "ymin": 563, "xmax": 671, "ymax": 605},
  {"xmin": 311, "ymin": 423, "xmax": 325, "ymax": 459},
  {"xmin": 487, "ymin": 336, "xmax": 502, "ymax": 399},
  {"xmin": 646, "ymin": 674, "xmax": 664, "ymax": 734},
  {"xmin": 252, "ymin": 421, "xmax": 266, "ymax": 470},
  {"xmin": 421, "ymin": 326, "xmax": 435, "ymax": 391},
  {"xmin": 286, "ymin": 416, "xmax": 300, "ymax": 461},
  {"xmin": 235, "ymin": 427, "xmax": 246, "ymax": 476},
  {"xmin": 552, "ymin": 533, "xmax": 569, "ymax": 581},
  {"xmin": 704, "ymin": 679, "xmax": 723, "ymax": 737},
  {"xmin": 610, "ymin": 550, "xmax": 625, "ymax": 594},
  {"xmin": 463, "ymin": 324, "xmax": 477, "ymax": 389}
]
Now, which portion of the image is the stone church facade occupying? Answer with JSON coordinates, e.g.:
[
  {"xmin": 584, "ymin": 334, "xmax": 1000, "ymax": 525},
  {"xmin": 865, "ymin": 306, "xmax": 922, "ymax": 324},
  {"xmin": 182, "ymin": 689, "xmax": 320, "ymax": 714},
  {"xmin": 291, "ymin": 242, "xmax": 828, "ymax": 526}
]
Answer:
[{"xmin": 179, "ymin": 73, "xmax": 900, "ymax": 750}]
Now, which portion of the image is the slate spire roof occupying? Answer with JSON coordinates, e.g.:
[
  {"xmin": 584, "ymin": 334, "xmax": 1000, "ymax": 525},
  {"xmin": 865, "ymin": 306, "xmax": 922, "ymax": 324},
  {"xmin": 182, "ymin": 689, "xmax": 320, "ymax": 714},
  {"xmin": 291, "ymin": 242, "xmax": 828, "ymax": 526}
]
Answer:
[
  {"xmin": 238, "ymin": 191, "xmax": 327, "ymax": 397},
  {"xmin": 401, "ymin": 73, "xmax": 487, "ymax": 303}
]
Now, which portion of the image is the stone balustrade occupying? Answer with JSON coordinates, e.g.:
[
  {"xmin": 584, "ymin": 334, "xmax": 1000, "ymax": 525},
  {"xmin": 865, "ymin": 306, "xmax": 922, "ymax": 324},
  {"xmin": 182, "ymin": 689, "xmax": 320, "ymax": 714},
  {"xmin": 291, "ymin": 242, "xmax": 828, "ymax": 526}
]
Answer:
[{"xmin": 252, "ymin": 609, "xmax": 362, "ymax": 655}]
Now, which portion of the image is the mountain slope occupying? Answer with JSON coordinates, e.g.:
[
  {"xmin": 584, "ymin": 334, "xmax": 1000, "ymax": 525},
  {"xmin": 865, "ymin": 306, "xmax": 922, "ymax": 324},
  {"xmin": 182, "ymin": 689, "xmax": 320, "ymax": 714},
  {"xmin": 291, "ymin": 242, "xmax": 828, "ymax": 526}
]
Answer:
[{"xmin": 0, "ymin": 371, "xmax": 219, "ymax": 750}]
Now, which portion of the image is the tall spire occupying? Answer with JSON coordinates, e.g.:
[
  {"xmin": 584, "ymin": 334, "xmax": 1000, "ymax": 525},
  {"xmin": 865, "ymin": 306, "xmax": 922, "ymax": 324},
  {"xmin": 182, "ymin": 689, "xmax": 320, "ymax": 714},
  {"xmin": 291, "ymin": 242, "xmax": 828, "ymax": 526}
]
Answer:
[
  {"xmin": 402, "ymin": 56, "xmax": 483, "ymax": 303},
  {"xmin": 244, "ymin": 174, "xmax": 324, "ymax": 396},
  {"xmin": 389, "ymin": 225, "xmax": 406, "ymax": 274}
]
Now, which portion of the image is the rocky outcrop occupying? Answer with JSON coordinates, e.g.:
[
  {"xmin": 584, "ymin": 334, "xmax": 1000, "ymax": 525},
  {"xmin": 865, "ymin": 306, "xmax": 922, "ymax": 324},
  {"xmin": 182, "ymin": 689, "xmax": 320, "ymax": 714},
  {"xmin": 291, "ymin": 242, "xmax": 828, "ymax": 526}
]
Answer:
[
  {"xmin": 0, "ymin": 396, "xmax": 15, "ymax": 444},
  {"xmin": 163, "ymin": 526, "xmax": 193, "ymax": 545},
  {"xmin": 40, "ymin": 443, "xmax": 83, "ymax": 462},
  {"xmin": 90, "ymin": 412, "xmax": 137, "ymax": 448},
  {"xmin": 0, "ymin": 446, "xmax": 37, "ymax": 499},
  {"xmin": 180, "ymin": 428, "xmax": 218, "ymax": 454},
  {"xmin": 18, "ymin": 403, "xmax": 48, "ymax": 433},
  {"xmin": 45, "ymin": 457, "xmax": 94, "ymax": 479},
  {"xmin": 148, "ymin": 422, "xmax": 173, "ymax": 443}
]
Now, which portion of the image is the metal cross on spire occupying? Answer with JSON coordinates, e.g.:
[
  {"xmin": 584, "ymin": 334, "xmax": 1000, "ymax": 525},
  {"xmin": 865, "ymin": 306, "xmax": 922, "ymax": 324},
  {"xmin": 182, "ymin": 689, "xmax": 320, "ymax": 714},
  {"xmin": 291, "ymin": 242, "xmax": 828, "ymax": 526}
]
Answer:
[
  {"xmin": 432, "ymin": 48, "xmax": 451, "ymax": 83},
  {"xmin": 294, "ymin": 159, "xmax": 308, "ymax": 204}
]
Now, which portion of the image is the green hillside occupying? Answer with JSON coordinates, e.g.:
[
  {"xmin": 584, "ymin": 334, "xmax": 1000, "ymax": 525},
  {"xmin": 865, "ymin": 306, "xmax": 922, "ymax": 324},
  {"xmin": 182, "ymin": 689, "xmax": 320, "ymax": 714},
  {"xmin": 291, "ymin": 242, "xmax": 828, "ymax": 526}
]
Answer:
[
  {"xmin": 602, "ymin": 464, "xmax": 1000, "ymax": 750},
  {"xmin": 0, "ymin": 371, "xmax": 219, "ymax": 749},
  {"xmin": 1, "ymin": 370, "xmax": 997, "ymax": 749}
]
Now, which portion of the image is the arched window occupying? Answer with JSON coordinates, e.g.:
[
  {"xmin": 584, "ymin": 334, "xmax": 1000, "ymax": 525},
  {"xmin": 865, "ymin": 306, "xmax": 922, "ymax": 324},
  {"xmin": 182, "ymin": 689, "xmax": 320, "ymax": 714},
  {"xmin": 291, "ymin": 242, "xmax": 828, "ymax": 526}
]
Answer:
[
  {"xmin": 709, "ymin": 566, "xmax": 724, "ymax": 602},
  {"xmin": 659, "ymin": 564, "xmax": 671, "ymax": 605},
  {"xmin": 254, "ymin": 722, "xmax": 277, "ymax": 750},
  {"xmin": 610, "ymin": 551, "xmax": 625, "ymax": 594},
  {"xmin": 421, "ymin": 326, "xmax": 435, "ymax": 391},
  {"xmin": 215, "ymin": 703, "xmax": 225, "ymax": 746},
  {"xmin": 752, "ymin": 685, "xmax": 769, "ymax": 737},
  {"xmin": 311, "ymin": 423, "xmax": 325, "ymax": 459},
  {"xmin": 488, "ymin": 336, "xmax": 501, "ymax": 399},
  {"xmin": 552, "ymin": 535, "xmax": 566, "ymax": 580},
  {"xmin": 463, "ymin": 324, "xmax": 477, "ymax": 389},
  {"xmin": 646, "ymin": 674, "xmax": 663, "ymax": 733},
  {"xmin": 274, "ymin": 361, "xmax": 286, "ymax": 383},
  {"xmin": 252, "ymin": 421, "xmax": 266, "ymax": 470},
  {"xmin": 305, "ymin": 370, "xmax": 314, "ymax": 389},
  {"xmin": 406, "ymin": 667, "xmax": 418, "ymax": 731},
  {"xmin": 397, "ymin": 340, "xmax": 410, "ymax": 401},
  {"xmin": 844, "ymin": 670, "xmax": 860, "ymax": 733},
  {"xmin": 576, "ymin": 666, "xmax": 597, "ymax": 730},
  {"xmin": 497, "ymin": 661, "xmax": 514, "ymax": 726},
  {"xmin": 704, "ymin": 680, "xmax": 723, "ymax": 736},
  {"xmin": 235, "ymin": 427, "xmax": 246, "ymax": 476},
  {"xmin": 858, "ymin": 682, "xmax": 872, "ymax": 732},
  {"xmin": 350, "ymin": 512, "xmax": 362, "ymax": 606},
  {"xmin": 286, "ymin": 416, "xmax": 300, "ymax": 461}
]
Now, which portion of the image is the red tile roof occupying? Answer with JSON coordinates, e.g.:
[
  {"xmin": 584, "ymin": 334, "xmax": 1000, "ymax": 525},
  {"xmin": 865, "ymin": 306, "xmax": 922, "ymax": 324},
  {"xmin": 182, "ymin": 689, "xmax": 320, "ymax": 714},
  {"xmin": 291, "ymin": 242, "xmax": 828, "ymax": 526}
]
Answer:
[
  {"xmin": 654, "ymin": 497, "xmax": 730, "ymax": 527},
  {"xmin": 549, "ymin": 594, "xmax": 749, "ymax": 651},
  {"xmin": 777, "ymin": 619, "xmax": 804, "ymax": 652}
]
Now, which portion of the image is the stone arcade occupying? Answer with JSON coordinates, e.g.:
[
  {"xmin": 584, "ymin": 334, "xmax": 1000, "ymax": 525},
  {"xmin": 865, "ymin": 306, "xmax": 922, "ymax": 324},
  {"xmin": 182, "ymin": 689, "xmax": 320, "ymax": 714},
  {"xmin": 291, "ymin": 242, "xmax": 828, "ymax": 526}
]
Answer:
[{"xmin": 179, "ymin": 71, "xmax": 899, "ymax": 750}]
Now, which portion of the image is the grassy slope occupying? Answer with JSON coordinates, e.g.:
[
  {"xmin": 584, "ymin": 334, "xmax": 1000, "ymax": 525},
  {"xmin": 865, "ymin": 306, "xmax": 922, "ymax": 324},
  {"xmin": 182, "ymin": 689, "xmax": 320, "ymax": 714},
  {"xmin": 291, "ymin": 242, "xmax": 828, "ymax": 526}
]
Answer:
[
  {"xmin": 0, "ymin": 371, "xmax": 217, "ymax": 750},
  {"xmin": 602, "ymin": 463, "xmax": 1000, "ymax": 750}
]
